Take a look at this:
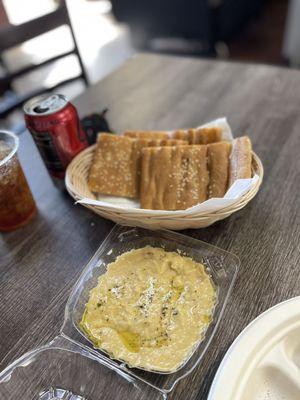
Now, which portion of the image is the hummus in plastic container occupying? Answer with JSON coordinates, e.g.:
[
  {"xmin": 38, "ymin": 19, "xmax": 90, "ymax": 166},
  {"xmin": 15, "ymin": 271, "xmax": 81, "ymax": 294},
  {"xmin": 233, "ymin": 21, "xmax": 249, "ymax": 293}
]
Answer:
[
  {"xmin": 0, "ymin": 225, "xmax": 239, "ymax": 398},
  {"xmin": 80, "ymin": 246, "xmax": 217, "ymax": 373},
  {"xmin": 63, "ymin": 225, "xmax": 239, "ymax": 393}
]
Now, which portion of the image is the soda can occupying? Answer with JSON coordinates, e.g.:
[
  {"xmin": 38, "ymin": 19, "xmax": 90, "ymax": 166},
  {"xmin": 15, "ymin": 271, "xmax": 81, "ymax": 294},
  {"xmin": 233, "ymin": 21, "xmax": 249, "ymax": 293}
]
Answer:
[{"xmin": 24, "ymin": 94, "xmax": 88, "ymax": 189}]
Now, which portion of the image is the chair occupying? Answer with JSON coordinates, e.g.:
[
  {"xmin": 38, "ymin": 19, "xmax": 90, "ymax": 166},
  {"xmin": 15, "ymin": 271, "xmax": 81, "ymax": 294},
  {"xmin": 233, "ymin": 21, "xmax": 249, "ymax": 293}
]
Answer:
[
  {"xmin": 111, "ymin": 0, "xmax": 216, "ymax": 55},
  {"xmin": 110, "ymin": 0, "xmax": 265, "ymax": 56},
  {"xmin": 0, "ymin": 0, "xmax": 88, "ymax": 120}
]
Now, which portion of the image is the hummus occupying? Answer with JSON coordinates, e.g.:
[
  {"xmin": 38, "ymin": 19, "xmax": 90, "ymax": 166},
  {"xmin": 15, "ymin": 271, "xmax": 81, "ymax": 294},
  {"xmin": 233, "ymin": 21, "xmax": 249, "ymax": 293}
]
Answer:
[{"xmin": 80, "ymin": 246, "xmax": 216, "ymax": 372}]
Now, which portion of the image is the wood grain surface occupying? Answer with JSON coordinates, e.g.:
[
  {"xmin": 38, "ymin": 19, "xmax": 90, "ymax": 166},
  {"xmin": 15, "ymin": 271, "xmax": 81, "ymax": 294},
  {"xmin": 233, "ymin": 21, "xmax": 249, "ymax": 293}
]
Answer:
[{"xmin": 1, "ymin": 53, "xmax": 300, "ymax": 399}]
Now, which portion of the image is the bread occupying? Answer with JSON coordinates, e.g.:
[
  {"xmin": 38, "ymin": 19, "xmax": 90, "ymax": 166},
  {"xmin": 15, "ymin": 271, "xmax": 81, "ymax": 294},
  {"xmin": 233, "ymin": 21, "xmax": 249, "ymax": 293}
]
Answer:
[
  {"xmin": 194, "ymin": 127, "xmax": 222, "ymax": 144},
  {"xmin": 89, "ymin": 131, "xmax": 253, "ymax": 210},
  {"xmin": 173, "ymin": 130, "xmax": 189, "ymax": 141},
  {"xmin": 173, "ymin": 127, "xmax": 222, "ymax": 144},
  {"xmin": 207, "ymin": 142, "xmax": 231, "ymax": 198},
  {"xmin": 88, "ymin": 134, "xmax": 189, "ymax": 198},
  {"xmin": 140, "ymin": 145, "xmax": 209, "ymax": 210},
  {"xmin": 148, "ymin": 139, "xmax": 188, "ymax": 146},
  {"xmin": 124, "ymin": 131, "xmax": 169, "ymax": 140},
  {"xmin": 229, "ymin": 136, "xmax": 252, "ymax": 187},
  {"xmin": 88, "ymin": 133, "xmax": 138, "ymax": 198}
]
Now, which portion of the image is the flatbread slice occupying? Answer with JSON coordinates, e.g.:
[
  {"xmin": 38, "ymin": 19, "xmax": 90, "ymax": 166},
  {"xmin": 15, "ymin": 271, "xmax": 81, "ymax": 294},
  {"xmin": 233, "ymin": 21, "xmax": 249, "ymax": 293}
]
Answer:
[
  {"xmin": 173, "ymin": 130, "xmax": 189, "ymax": 141},
  {"xmin": 173, "ymin": 127, "xmax": 222, "ymax": 144},
  {"xmin": 140, "ymin": 145, "xmax": 209, "ymax": 210},
  {"xmin": 88, "ymin": 133, "xmax": 138, "ymax": 198},
  {"xmin": 207, "ymin": 142, "xmax": 231, "ymax": 198},
  {"xmin": 124, "ymin": 131, "xmax": 169, "ymax": 140},
  {"xmin": 148, "ymin": 139, "xmax": 188, "ymax": 146},
  {"xmin": 229, "ymin": 136, "xmax": 252, "ymax": 187},
  {"xmin": 189, "ymin": 127, "xmax": 222, "ymax": 144}
]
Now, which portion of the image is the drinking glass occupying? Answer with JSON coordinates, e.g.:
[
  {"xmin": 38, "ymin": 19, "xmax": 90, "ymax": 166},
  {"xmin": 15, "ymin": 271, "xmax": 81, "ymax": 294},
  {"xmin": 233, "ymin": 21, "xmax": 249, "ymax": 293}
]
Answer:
[{"xmin": 0, "ymin": 131, "xmax": 36, "ymax": 231}]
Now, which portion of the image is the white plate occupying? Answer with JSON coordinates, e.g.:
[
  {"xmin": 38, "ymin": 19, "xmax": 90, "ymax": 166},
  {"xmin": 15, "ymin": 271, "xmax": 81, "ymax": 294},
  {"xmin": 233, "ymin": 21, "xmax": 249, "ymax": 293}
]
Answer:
[{"xmin": 208, "ymin": 296, "xmax": 300, "ymax": 400}]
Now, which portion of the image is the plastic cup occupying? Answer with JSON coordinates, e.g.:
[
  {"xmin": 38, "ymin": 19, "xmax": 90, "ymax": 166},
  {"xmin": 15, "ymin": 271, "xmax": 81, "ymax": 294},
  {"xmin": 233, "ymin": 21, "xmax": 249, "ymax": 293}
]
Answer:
[{"xmin": 0, "ymin": 131, "xmax": 36, "ymax": 232}]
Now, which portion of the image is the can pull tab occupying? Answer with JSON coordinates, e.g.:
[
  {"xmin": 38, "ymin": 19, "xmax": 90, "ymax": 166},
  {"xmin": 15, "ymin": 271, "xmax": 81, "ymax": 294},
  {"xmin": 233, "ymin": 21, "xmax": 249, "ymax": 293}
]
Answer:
[
  {"xmin": 33, "ymin": 105, "xmax": 49, "ymax": 114},
  {"xmin": 39, "ymin": 387, "xmax": 87, "ymax": 400},
  {"xmin": 33, "ymin": 95, "xmax": 65, "ymax": 115}
]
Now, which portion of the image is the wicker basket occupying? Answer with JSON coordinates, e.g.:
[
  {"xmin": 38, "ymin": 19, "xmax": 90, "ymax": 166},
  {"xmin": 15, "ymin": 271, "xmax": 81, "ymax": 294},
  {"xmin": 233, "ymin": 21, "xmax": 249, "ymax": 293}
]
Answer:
[{"xmin": 65, "ymin": 145, "xmax": 263, "ymax": 230}]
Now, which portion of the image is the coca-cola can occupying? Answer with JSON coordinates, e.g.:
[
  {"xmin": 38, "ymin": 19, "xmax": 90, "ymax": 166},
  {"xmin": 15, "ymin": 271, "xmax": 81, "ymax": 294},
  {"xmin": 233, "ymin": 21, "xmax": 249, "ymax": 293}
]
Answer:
[{"xmin": 24, "ymin": 94, "xmax": 88, "ymax": 189}]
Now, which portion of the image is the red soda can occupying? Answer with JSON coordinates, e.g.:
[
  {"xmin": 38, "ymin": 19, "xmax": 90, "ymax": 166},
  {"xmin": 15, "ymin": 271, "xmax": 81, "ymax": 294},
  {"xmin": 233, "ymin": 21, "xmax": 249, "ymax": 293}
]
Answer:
[{"xmin": 24, "ymin": 94, "xmax": 88, "ymax": 189}]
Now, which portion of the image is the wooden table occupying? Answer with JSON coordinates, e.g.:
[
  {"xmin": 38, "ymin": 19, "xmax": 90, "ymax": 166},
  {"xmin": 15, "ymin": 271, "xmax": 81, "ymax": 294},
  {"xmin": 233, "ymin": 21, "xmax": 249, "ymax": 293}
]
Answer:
[{"xmin": 1, "ymin": 54, "xmax": 300, "ymax": 399}]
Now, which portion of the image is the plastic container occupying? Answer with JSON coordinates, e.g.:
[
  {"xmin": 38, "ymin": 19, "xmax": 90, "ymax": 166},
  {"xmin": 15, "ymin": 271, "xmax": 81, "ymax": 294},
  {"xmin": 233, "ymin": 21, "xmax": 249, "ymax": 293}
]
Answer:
[
  {"xmin": 0, "ymin": 336, "xmax": 163, "ymax": 400},
  {"xmin": 0, "ymin": 225, "xmax": 239, "ymax": 398}
]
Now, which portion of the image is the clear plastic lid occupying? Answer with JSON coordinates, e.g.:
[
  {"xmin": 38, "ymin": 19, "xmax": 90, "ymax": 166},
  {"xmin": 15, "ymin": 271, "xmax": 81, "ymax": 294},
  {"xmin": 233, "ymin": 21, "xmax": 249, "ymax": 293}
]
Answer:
[{"xmin": 0, "ymin": 336, "xmax": 165, "ymax": 399}]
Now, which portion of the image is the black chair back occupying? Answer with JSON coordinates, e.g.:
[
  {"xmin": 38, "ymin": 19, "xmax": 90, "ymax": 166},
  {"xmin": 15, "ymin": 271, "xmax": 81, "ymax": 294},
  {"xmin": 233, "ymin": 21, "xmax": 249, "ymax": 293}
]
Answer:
[{"xmin": 0, "ymin": 0, "xmax": 88, "ymax": 120}]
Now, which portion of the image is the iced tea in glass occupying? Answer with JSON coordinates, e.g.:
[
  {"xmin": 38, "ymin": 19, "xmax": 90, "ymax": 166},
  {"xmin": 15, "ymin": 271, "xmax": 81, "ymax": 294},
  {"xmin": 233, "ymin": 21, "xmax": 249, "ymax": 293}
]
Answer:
[{"xmin": 0, "ymin": 131, "xmax": 36, "ymax": 231}]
